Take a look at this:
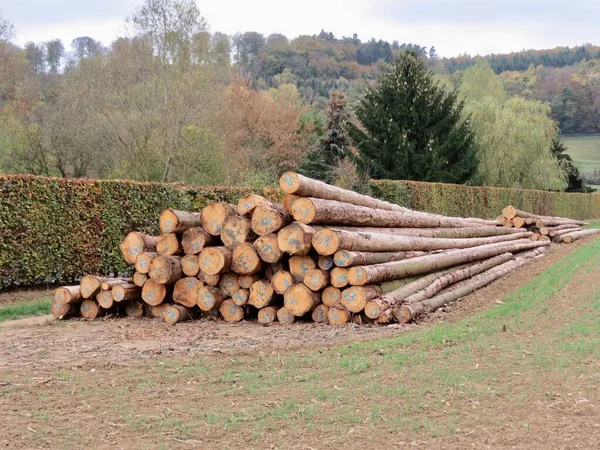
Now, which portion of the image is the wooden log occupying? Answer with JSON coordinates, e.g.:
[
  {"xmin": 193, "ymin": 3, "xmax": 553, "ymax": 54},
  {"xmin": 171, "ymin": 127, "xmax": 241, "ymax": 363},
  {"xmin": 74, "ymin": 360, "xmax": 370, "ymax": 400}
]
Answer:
[
  {"xmin": 120, "ymin": 232, "xmax": 157, "ymax": 265},
  {"xmin": 282, "ymin": 194, "xmax": 300, "ymax": 214},
  {"xmin": 352, "ymin": 313, "xmax": 374, "ymax": 325},
  {"xmin": 173, "ymin": 277, "xmax": 201, "ymax": 308},
  {"xmin": 148, "ymin": 255, "xmax": 182, "ymax": 284},
  {"xmin": 163, "ymin": 304, "xmax": 195, "ymax": 324},
  {"xmin": 303, "ymin": 269, "xmax": 330, "ymax": 292},
  {"xmin": 147, "ymin": 303, "xmax": 170, "ymax": 318},
  {"xmin": 502, "ymin": 205, "xmax": 587, "ymax": 226},
  {"xmin": 201, "ymin": 202, "xmax": 236, "ymax": 236},
  {"xmin": 525, "ymin": 218, "xmax": 534, "ymax": 225},
  {"xmin": 495, "ymin": 214, "xmax": 507, "ymax": 224},
  {"xmin": 276, "ymin": 306, "xmax": 296, "ymax": 324},
  {"xmin": 341, "ymin": 278, "xmax": 418, "ymax": 313},
  {"xmin": 328, "ymin": 306, "xmax": 352, "ymax": 326},
  {"xmin": 199, "ymin": 246, "xmax": 232, "ymax": 276},
  {"xmin": 126, "ymin": 301, "xmax": 146, "ymax": 318},
  {"xmin": 258, "ymin": 306, "xmax": 279, "ymax": 325},
  {"xmin": 100, "ymin": 278, "xmax": 133, "ymax": 291},
  {"xmin": 254, "ymin": 234, "xmax": 283, "ymax": 263},
  {"xmin": 553, "ymin": 229, "xmax": 600, "ymax": 244},
  {"xmin": 134, "ymin": 252, "xmax": 159, "ymax": 274},
  {"xmin": 318, "ymin": 255, "xmax": 334, "ymax": 270},
  {"xmin": 219, "ymin": 299, "xmax": 245, "ymax": 322},
  {"xmin": 312, "ymin": 228, "xmax": 531, "ymax": 256},
  {"xmin": 80, "ymin": 300, "xmax": 106, "ymax": 320},
  {"xmin": 54, "ymin": 286, "xmax": 83, "ymax": 305},
  {"xmin": 530, "ymin": 232, "xmax": 541, "ymax": 241},
  {"xmin": 80, "ymin": 275, "xmax": 110, "ymax": 299},
  {"xmin": 289, "ymin": 255, "xmax": 317, "ymax": 282},
  {"xmin": 197, "ymin": 271, "xmax": 220, "ymax": 286},
  {"xmin": 141, "ymin": 279, "xmax": 171, "ymax": 306},
  {"xmin": 322, "ymin": 286, "xmax": 342, "ymax": 307},
  {"xmin": 547, "ymin": 223, "xmax": 584, "ymax": 234},
  {"xmin": 96, "ymin": 290, "xmax": 114, "ymax": 309},
  {"xmin": 197, "ymin": 286, "xmax": 225, "ymax": 311},
  {"xmin": 231, "ymin": 288, "xmax": 249, "ymax": 306},
  {"xmin": 277, "ymin": 222, "xmax": 317, "ymax": 256},
  {"xmin": 182, "ymin": 227, "xmax": 216, "ymax": 255},
  {"xmin": 251, "ymin": 205, "xmax": 292, "ymax": 236},
  {"xmin": 266, "ymin": 263, "xmax": 286, "ymax": 279},
  {"xmin": 133, "ymin": 271, "xmax": 148, "ymax": 287},
  {"xmin": 222, "ymin": 215, "xmax": 256, "ymax": 249},
  {"xmin": 238, "ymin": 273, "xmax": 263, "ymax": 289},
  {"xmin": 311, "ymin": 304, "xmax": 330, "ymax": 323},
  {"xmin": 51, "ymin": 302, "xmax": 78, "ymax": 319},
  {"xmin": 181, "ymin": 254, "xmax": 200, "ymax": 277},
  {"xmin": 248, "ymin": 280, "xmax": 276, "ymax": 309},
  {"xmin": 272, "ymin": 271, "xmax": 294, "ymax": 294},
  {"xmin": 375, "ymin": 309, "xmax": 394, "ymax": 325},
  {"xmin": 512, "ymin": 216, "xmax": 526, "ymax": 228},
  {"xmin": 331, "ymin": 225, "xmax": 524, "ymax": 238},
  {"xmin": 330, "ymin": 267, "xmax": 349, "ymax": 288},
  {"xmin": 347, "ymin": 239, "xmax": 550, "ymax": 286},
  {"xmin": 157, "ymin": 233, "xmax": 184, "ymax": 256},
  {"xmin": 237, "ymin": 194, "xmax": 272, "ymax": 216},
  {"xmin": 538, "ymin": 225, "xmax": 550, "ymax": 236},
  {"xmin": 284, "ymin": 283, "xmax": 320, "ymax": 316},
  {"xmin": 112, "ymin": 283, "xmax": 141, "ymax": 302},
  {"xmin": 333, "ymin": 250, "xmax": 426, "ymax": 268},
  {"xmin": 159, "ymin": 209, "xmax": 202, "ymax": 234},
  {"xmin": 231, "ymin": 243, "xmax": 263, "ymax": 275},
  {"xmin": 550, "ymin": 227, "xmax": 583, "ymax": 238}
]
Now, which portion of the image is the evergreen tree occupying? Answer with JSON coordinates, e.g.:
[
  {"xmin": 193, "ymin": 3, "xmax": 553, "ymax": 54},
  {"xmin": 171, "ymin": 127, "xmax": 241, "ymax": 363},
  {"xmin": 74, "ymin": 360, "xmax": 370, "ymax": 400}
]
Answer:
[
  {"xmin": 349, "ymin": 51, "xmax": 477, "ymax": 183},
  {"xmin": 551, "ymin": 137, "xmax": 588, "ymax": 192}
]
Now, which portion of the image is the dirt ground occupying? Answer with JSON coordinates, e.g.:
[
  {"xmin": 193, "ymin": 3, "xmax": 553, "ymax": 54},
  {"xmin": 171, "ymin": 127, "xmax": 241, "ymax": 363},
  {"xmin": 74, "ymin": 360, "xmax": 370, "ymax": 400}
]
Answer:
[{"xmin": 1, "ymin": 237, "xmax": 599, "ymax": 449}]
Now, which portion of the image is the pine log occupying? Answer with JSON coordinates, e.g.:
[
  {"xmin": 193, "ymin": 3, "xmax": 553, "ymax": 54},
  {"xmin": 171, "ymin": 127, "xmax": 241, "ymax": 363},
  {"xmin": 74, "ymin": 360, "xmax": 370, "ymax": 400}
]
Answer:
[
  {"xmin": 321, "ymin": 286, "xmax": 342, "ymax": 307},
  {"xmin": 512, "ymin": 217, "xmax": 525, "ymax": 228},
  {"xmin": 163, "ymin": 304, "xmax": 195, "ymax": 324},
  {"xmin": 549, "ymin": 227, "xmax": 583, "ymax": 238},
  {"xmin": 96, "ymin": 290, "xmax": 114, "ymax": 309},
  {"xmin": 330, "ymin": 267, "xmax": 349, "ymax": 288},
  {"xmin": 199, "ymin": 246, "xmax": 232, "ymax": 276},
  {"xmin": 237, "ymin": 194, "xmax": 272, "ymax": 217},
  {"xmin": 547, "ymin": 223, "xmax": 584, "ymax": 233},
  {"xmin": 258, "ymin": 306, "xmax": 279, "ymax": 325},
  {"xmin": 134, "ymin": 252, "xmax": 159, "ymax": 274},
  {"xmin": 251, "ymin": 205, "xmax": 292, "ymax": 236},
  {"xmin": 54, "ymin": 286, "xmax": 83, "ymax": 305},
  {"xmin": 249, "ymin": 280, "xmax": 276, "ymax": 309},
  {"xmin": 197, "ymin": 286, "xmax": 225, "ymax": 311},
  {"xmin": 159, "ymin": 209, "xmax": 202, "ymax": 234},
  {"xmin": 219, "ymin": 273, "xmax": 240, "ymax": 296},
  {"xmin": 553, "ymin": 229, "xmax": 600, "ymax": 244},
  {"xmin": 530, "ymin": 232, "xmax": 541, "ymax": 241},
  {"xmin": 219, "ymin": 300, "xmax": 245, "ymax": 322},
  {"xmin": 157, "ymin": 233, "xmax": 184, "ymax": 256},
  {"xmin": 277, "ymin": 222, "xmax": 317, "ymax": 256},
  {"xmin": 254, "ymin": 234, "xmax": 283, "ymax": 263},
  {"xmin": 182, "ymin": 227, "xmax": 216, "ymax": 255},
  {"xmin": 277, "ymin": 306, "xmax": 296, "ymax": 324},
  {"xmin": 201, "ymin": 202, "xmax": 236, "ymax": 236},
  {"xmin": 126, "ymin": 301, "xmax": 146, "ymax": 318},
  {"xmin": 100, "ymin": 278, "xmax": 133, "ymax": 291},
  {"xmin": 503, "ymin": 205, "xmax": 586, "ymax": 227},
  {"xmin": 332, "ymin": 225, "xmax": 525, "ymax": 238},
  {"xmin": 173, "ymin": 277, "xmax": 201, "ymax": 307},
  {"xmin": 231, "ymin": 288, "xmax": 249, "ymax": 306},
  {"xmin": 197, "ymin": 271, "xmax": 220, "ymax": 287},
  {"xmin": 222, "ymin": 215, "xmax": 256, "ymax": 249},
  {"xmin": 80, "ymin": 300, "xmax": 106, "ymax": 320},
  {"xmin": 341, "ymin": 278, "xmax": 418, "ymax": 313},
  {"xmin": 289, "ymin": 255, "xmax": 317, "ymax": 282},
  {"xmin": 328, "ymin": 306, "xmax": 352, "ymax": 326},
  {"xmin": 311, "ymin": 304, "xmax": 330, "ymax": 323},
  {"xmin": 147, "ymin": 303, "xmax": 170, "ymax": 318},
  {"xmin": 318, "ymin": 255, "xmax": 334, "ymax": 270},
  {"xmin": 141, "ymin": 279, "xmax": 171, "ymax": 306},
  {"xmin": 80, "ymin": 275, "xmax": 112, "ymax": 299},
  {"xmin": 238, "ymin": 273, "xmax": 263, "ymax": 289},
  {"xmin": 303, "ymin": 269, "xmax": 330, "ymax": 291},
  {"xmin": 181, "ymin": 254, "xmax": 200, "ymax": 277},
  {"xmin": 120, "ymin": 232, "xmax": 157, "ymax": 265},
  {"xmin": 496, "ymin": 214, "xmax": 507, "ymax": 224},
  {"xmin": 51, "ymin": 302, "xmax": 78, "ymax": 319},
  {"xmin": 272, "ymin": 271, "xmax": 294, "ymax": 294},
  {"xmin": 348, "ymin": 239, "xmax": 550, "ymax": 286},
  {"xmin": 112, "ymin": 283, "xmax": 141, "ymax": 302},
  {"xmin": 282, "ymin": 194, "xmax": 300, "ymax": 214},
  {"xmin": 284, "ymin": 283, "xmax": 320, "ymax": 316},
  {"xmin": 333, "ymin": 250, "xmax": 426, "ymax": 267},
  {"xmin": 231, "ymin": 243, "xmax": 263, "ymax": 275},
  {"xmin": 133, "ymin": 271, "xmax": 148, "ymax": 287},
  {"xmin": 148, "ymin": 255, "xmax": 183, "ymax": 284}
]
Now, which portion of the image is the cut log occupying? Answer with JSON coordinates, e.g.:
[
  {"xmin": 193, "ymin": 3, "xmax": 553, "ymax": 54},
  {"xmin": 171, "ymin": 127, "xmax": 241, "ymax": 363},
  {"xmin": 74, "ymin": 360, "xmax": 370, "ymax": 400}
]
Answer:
[
  {"xmin": 347, "ymin": 239, "xmax": 549, "ymax": 286},
  {"xmin": 163, "ymin": 304, "xmax": 195, "ymax": 324},
  {"xmin": 80, "ymin": 275, "xmax": 111, "ymax": 299},
  {"xmin": 199, "ymin": 246, "xmax": 232, "ymax": 276},
  {"xmin": 254, "ymin": 234, "xmax": 283, "ymax": 263},
  {"xmin": 135, "ymin": 252, "xmax": 159, "ymax": 274},
  {"xmin": 352, "ymin": 314, "xmax": 374, "ymax": 325},
  {"xmin": 341, "ymin": 278, "xmax": 417, "ymax": 313},
  {"xmin": 173, "ymin": 277, "xmax": 201, "ymax": 307},
  {"xmin": 525, "ymin": 218, "xmax": 534, "ymax": 225},
  {"xmin": 312, "ymin": 228, "xmax": 531, "ymax": 256},
  {"xmin": 147, "ymin": 303, "xmax": 170, "ymax": 318},
  {"xmin": 328, "ymin": 306, "xmax": 352, "ymax": 326},
  {"xmin": 284, "ymin": 283, "xmax": 320, "ymax": 316},
  {"xmin": 512, "ymin": 217, "xmax": 525, "ymax": 228},
  {"xmin": 238, "ymin": 273, "xmax": 263, "ymax": 289},
  {"xmin": 197, "ymin": 271, "xmax": 220, "ymax": 286},
  {"xmin": 202, "ymin": 202, "xmax": 236, "ymax": 236},
  {"xmin": 100, "ymin": 278, "xmax": 133, "ymax": 291},
  {"xmin": 289, "ymin": 255, "xmax": 317, "ymax": 282},
  {"xmin": 277, "ymin": 222, "xmax": 317, "ymax": 256},
  {"xmin": 237, "ymin": 194, "xmax": 272, "ymax": 216},
  {"xmin": 112, "ymin": 283, "xmax": 141, "ymax": 302},
  {"xmin": 538, "ymin": 225, "xmax": 550, "ymax": 236},
  {"xmin": 157, "ymin": 233, "xmax": 184, "ymax": 256},
  {"xmin": 231, "ymin": 288, "xmax": 249, "ymax": 306},
  {"xmin": 303, "ymin": 269, "xmax": 330, "ymax": 291},
  {"xmin": 272, "ymin": 271, "xmax": 294, "ymax": 294},
  {"xmin": 54, "ymin": 286, "xmax": 83, "ymax": 305},
  {"xmin": 322, "ymin": 286, "xmax": 342, "ymax": 307},
  {"xmin": 96, "ymin": 290, "xmax": 114, "ymax": 309},
  {"xmin": 258, "ymin": 306, "xmax": 279, "ymax": 325},
  {"xmin": 311, "ymin": 304, "xmax": 330, "ymax": 323},
  {"xmin": 248, "ymin": 280, "xmax": 276, "ymax": 309},
  {"xmin": 266, "ymin": 262, "xmax": 286, "ymax": 278},
  {"xmin": 502, "ymin": 205, "xmax": 517, "ymax": 219},
  {"xmin": 276, "ymin": 306, "xmax": 296, "ymax": 324},
  {"xmin": 221, "ymin": 215, "xmax": 256, "ymax": 249},
  {"xmin": 496, "ymin": 214, "xmax": 507, "ymax": 224},
  {"xmin": 333, "ymin": 250, "xmax": 425, "ymax": 268},
  {"xmin": 126, "ymin": 301, "xmax": 146, "ymax": 318},
  {"xmin": 182, "ymin": 227, "xmax": 216, "ymax": 255},
  {"xmin": 547, "ymin": 223, "xmax": 584, "ymax": 234},
  {"xmin": 531, "ymin": 232, "xmax": 541, "ymax": 241},
  {"xmin": 332, "ymin": 225, "xmax": 524, "ymax": 238},
  {"xmin": 80, "ymin": 300, "xmax": 106, "ymax": 320},
  {"xmin": 282, "ymin": 194, "xmax": 300, "ymax": 214},
  {"xmin": 120, "ymin": 232, "xmax": 157, "ymax": 265},
  {"xmin": 231, "ymin": 243, "xmax": 263, "ymax": 275},
  {"xmin": 141, "ymin": 279, "xmax": 171, "ymax": 306},
  {"xmin": 219, "ymin": 299, "xmax": 245, "ymax": 322},
  {"xmin": 159, "ymin": 209, "xmax": 202, "ymax": 234},
  {"xmin": 181, "ymin": 254, "xmax": 200, "ymax": 277},
  {"xmin": 218, "ymin": 273, "xmax": 239, "ymax": 296},
  {"xmin": 51, "ymin": 302, "xmax": 78, "ymax": 319},
  {"xmin": 197, "ymin": 286, "xmax": 225, "ymax": 311},
  {"xmin": 148, "ymin": 255, "xmax": 182, "ymax": 284},
  {"xmin": 133, "ymin": 271, "xmax": 148, "ymax": 287},
  {"xmin": 549, "ymin": 227, "xmax": 583, "ymax": 238},
  {"xmin": 330, "ymin": 267, "xmax": 349, "ymax": 288},
  {"xmin": 553, "ymin": 229, "xmax": 600, "ymax": 244},
  {"xmin": 251, "ymin": 205, "xmax": 292, "ymax": 236},
  {"xmin": 502, "ymin": 205, "xmax": 587, "ymax": 227},
  {"xmin": 318, "ymin": 255, "xmax": 334, "ymax": 270}
]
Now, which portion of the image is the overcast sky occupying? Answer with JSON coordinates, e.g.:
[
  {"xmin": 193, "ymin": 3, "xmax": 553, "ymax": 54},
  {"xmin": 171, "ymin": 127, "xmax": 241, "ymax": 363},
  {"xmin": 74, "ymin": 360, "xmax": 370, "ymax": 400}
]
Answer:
[{"xmin": 2, "ymin": 0, "xmax": 599, "ymax": 57}]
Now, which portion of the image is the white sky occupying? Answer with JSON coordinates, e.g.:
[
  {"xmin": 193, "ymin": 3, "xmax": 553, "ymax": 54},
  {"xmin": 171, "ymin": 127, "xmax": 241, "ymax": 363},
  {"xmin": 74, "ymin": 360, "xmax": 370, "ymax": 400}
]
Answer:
[{"xmin": 3, "ymin": 0, "xmax": 599, "ymax": 57}]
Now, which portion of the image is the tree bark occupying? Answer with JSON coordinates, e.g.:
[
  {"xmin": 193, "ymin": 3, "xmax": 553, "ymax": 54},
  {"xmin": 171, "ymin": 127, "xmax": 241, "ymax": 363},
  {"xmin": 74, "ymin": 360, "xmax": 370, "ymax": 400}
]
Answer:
[
  {"xmin": 173, "ymin": 277, "xmax": 201, "ymax": 307},
  {"xmin": 182, "ymin": 227, "xmax": 216, "ymax": 255},
  {"xmin": 222, "ymin": 215, "xmax": 256, "ymax": 249},
  {"xmin": 553, "ymin": 229, "xmax": 600, "ymax": 244},
  {"xmin": 231, "ymin": 243, "xmax": 263, "ymax": 275},
  {"xmin": 201, "ymin": 202, "xmax": 236, "ymax": 236},
  {"xmin": 341, "ymin": 277, "xmax": 418, "ymax": 313},
  {"xmin": 333, "ymin": 250, "xmax": 426, "ymax": 267},
  {"xmin": 549, "ymin": 227, "xmax": 583, "ymax": 238},
  {"xmin": 219, "ymin": 300, "xmax": 245, "ymax": 322},
  {"xmin": 148, "ymin": 255, "xmax": 183, "ymax": 284},
  {"xmin": 199, "ymin": 246, "xmax": 232, "ymax": 276},
  {"xmin": 503, "ymin": 205, "xmax": 586, "ymax": 226},
  {"xmin": 251, "ymin": 205, "xmax": 292, "ymax": 236},
  {"xmin": 157, "ymin": 233, "xmax": 184, "ymax": 256},
  {"xmin": 54, "ymin": 286, "xmax": 83, "ymax": 305},
  {"xmin": 111, "ymin": 283, "xmax": 141, "ymax": 302},
  {"xmin": 284, "ymin": 283, "xmax": 320, "ymax": 316},
  {"xmin": 159, "ymin": 209, "xmax": 202, "ymax": 234},
  {"xmin": 254, "ymin": 234, "xmax": 283, "ymax": 263},
  {"xmin": 120, "ymin": 232, "xmax": 157, "ymax": 265}
]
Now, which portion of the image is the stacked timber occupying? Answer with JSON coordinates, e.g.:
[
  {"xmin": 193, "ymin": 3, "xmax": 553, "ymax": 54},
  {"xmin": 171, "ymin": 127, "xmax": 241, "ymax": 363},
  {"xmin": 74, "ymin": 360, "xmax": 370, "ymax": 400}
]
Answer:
[{"xmin": 51, "ymin": 173, "xmax": 599, "ymax": 325}]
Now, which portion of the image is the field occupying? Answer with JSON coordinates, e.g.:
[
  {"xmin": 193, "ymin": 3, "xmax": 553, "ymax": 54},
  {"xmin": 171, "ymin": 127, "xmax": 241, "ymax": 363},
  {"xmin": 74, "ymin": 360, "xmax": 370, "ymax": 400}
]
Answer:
[
  {"xmin": 563, "ymin": 134, "xmax": 600, "ymax": 173},
  {"xmin": 1, "ymin": 235, "xmax": 600, "ymax": 449}
]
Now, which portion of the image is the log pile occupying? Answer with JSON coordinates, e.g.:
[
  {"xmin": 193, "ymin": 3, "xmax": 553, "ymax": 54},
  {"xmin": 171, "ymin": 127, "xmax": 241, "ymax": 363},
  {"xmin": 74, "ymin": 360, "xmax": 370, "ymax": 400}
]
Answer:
[{"xmin": 51, "ymin": 172, "xmax": 600, "ymax": 326}]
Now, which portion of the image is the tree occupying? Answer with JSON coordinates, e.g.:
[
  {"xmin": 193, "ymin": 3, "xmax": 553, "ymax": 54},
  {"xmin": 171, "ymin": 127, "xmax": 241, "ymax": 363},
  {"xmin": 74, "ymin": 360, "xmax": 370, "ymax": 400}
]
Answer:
[
  {"xmin": 0, "ymin": 9, "xmax": 14, "ymax": 42},
  {"xmin": 349, "ymin": 51, "xmax": 477, "ymax": 183},
  {"xmin": 71, "ymin": 36, "xmax": 104, "ymax": 62},
  {"xmin": 551, "ymin": 137, "xmax": 587, "ymax": 191},
  {"xmin": 46, "ymin": 39, "xmax": 65, "ymax": 73},
  {"xmin": 233, "ymin": 32, "xmax": 265, "ymax": 67},
  {"xmin": 25, "ymin": 42, "xmax": 45, "ymax": 73}
]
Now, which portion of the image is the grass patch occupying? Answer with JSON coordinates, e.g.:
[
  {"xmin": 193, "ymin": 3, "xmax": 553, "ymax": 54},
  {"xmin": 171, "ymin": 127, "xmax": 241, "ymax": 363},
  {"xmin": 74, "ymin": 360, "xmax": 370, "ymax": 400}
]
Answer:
[
  {"xmin": 563, "ymin": 134, "xmax": 600, "ymax": 172},
  {"xmin": 0, "ymin": 297, "xmax": 52, "ymax": 322}
]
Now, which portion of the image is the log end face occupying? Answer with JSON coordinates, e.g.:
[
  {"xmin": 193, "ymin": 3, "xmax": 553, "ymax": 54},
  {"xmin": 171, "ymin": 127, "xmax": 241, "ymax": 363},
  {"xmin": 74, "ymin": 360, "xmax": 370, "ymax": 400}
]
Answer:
[
  {"xmin": 197, "ymin": 286, "xmax": 222, "ymax": 311},
  {"xmin": 279, "ymin": 171, "xmax": 301, "ymax": 194},
  {"xmin": 142, "ymin": 279, "xmax": 167, "ymax": 306},
  {"xmin": 157, "ymin": 234, "xmax": 180, "ymax": 256},
  {"xmin": 292, "ymin": 198, "xmax": 316, "ymax": 224},
  {"xmin": 276, "ymin": 306, "xmax": 295, "ymax": 324},
  {"xmin": 346, "ymin": 266, "xmax": 367, "ymax": 286},
  {"xmin": 80, "ymin": 275, "xmax": 101, "ymax": 299},
  {"xmin": 232, "ymin": 244, "xmax": 261, "ymax": 275},
  {"xmin": 328, "ymin": 307, "xmax": 351, "ymax": 326},
  {"xmin": 311, "ymin": 304, "xmax": 329, "ymax": 323},
  {"xmin": 333, "ymin": 250, "xmax": 352, "ymax": 267},
  {"xmin": 54, "ymin": 288, "xmax": 69, "ymax": 305},
  {"xmin": 231, "ymin": 288, "xmax": 249, "ymax": 306},
  {"xmin": 364, "ymin": 301, "xmax": 382, "ymax": 319},
  {"xmin": 220, "ymin": 300, "xmax": 244, "ymax": 322},
  {"xmin": 159, "ymin": 209, "xmax": 178, "ymax": 234},
  {"xmin": 284, "ymin": 283, "xmax": 316, "ymax": 316},
  {"xmin": 257, "ymin": 306, "xmax": 277, "ymax": 324},
  {"xmin": 199, "ymin": 247, "xmax": 226, "ymax": 276},
  {"xmin": 322, "ymin": 286, "xmax": 341, "ymax": 307},
  {"xmin": 126, "ymin": 301, "xmax": 145, "ymax": 318},
  {"xmin": 312, "ymin": 229, "xmax": 340, "ymax": 256},
  {"xmin": 330, "ymin": 267, "xmax": 349, "ymax": 288},
  {"xmin": 341, "ymin": 286, "xmax": 367, "ymax": 313},
  {"xmin": 111, "ymin": 285, "xmax": 125, "ymax": 302},
  {"xmin": 394, "ymin": 305, "xmax": 413, "ymax": 324}
]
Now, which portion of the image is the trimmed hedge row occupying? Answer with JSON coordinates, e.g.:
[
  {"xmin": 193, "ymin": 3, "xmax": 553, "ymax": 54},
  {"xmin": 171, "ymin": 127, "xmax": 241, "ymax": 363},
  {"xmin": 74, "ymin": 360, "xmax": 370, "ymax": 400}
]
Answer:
[{"xmin": 1, "ymin": 174, "xmax": 599, "ymax": 289}]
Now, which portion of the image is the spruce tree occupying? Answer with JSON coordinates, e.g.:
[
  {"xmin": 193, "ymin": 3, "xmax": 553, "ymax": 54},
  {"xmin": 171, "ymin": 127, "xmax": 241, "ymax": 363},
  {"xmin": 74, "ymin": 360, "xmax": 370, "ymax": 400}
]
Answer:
[{"xmin": 349, "ymin": 51, "xmax": 477, "ymax": 183}]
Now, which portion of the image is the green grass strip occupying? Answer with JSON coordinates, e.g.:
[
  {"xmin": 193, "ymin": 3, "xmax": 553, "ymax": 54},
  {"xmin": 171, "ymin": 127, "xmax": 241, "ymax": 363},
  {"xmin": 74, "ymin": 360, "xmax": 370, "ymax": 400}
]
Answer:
[{"xmin": 0, "ymin": 297, "xmax": 52, "ymax": 323}]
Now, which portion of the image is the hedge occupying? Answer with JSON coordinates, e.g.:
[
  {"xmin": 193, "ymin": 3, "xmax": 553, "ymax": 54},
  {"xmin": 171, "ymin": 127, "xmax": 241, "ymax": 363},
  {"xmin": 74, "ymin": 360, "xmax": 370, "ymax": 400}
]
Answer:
[{"xmin": 1, "ymin": 174, "xmax": 599, "ymax": 290}]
